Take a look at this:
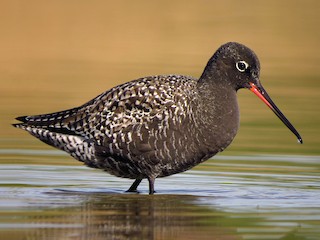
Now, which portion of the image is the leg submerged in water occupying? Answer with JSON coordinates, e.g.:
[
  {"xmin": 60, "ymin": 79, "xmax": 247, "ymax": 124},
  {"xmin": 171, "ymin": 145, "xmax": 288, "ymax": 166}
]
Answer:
[
  {"xmin": 148, "ymin": 176, "xmax": 156, "ymax": 195},
  {"xmin": 126, "ymin": 179, "xmax": 142, "ymax": 192}
]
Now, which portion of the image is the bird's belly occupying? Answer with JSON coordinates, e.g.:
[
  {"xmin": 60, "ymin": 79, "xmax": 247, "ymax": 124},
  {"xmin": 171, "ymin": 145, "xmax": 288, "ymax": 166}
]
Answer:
[
  {"xmin": 157, "ymin": 150, "xmax": 218, "ymax": 177},
  {"xmin": 91, "ymin": 138, "xmax": 217, "ymax": 179}
]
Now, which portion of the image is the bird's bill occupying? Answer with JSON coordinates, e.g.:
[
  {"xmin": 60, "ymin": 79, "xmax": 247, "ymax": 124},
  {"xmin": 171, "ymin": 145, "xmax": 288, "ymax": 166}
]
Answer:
[{"xmin": 249, "ymin": 82, "xmax": 303, "ymax": 144}]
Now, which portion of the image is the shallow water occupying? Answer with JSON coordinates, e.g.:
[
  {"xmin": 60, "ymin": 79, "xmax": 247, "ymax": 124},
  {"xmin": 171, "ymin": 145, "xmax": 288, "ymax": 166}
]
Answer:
[{"xmin": 0, "ymin": 150, "xmax": 319, "ymax": 240}]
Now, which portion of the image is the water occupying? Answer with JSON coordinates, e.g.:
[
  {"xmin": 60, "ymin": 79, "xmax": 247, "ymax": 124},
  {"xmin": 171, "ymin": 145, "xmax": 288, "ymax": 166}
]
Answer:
[
  {"xmin": 0, "ymin": 150, "xmax": 319, "ymax": 240},
  {"xmin": 1, "ymin": 0, "xmax": 320, "ymax": 239}
]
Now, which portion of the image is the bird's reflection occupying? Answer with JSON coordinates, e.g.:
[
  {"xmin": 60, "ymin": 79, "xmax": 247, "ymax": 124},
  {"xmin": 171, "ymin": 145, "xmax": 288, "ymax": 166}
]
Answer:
[{"xmin": 25, "ymin": 191, "xmax": 235, "ymax": 240}]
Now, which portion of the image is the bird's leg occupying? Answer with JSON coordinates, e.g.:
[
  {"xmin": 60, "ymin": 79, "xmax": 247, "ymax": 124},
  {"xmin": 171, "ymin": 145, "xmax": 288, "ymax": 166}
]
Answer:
[
  {"xmin": 147, "ymin": 176, "xmax": 156, "ymax": 195},
  {"xmin": 126, "ymin": 179, "xmax": 142, "ymax": 192}
]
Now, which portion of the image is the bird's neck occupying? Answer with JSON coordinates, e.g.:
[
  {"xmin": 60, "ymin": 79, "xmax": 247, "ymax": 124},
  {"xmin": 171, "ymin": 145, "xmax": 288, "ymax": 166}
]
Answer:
[{"xmin": 196, "ymin": 79, "xmax": 240, "ymax": 153}]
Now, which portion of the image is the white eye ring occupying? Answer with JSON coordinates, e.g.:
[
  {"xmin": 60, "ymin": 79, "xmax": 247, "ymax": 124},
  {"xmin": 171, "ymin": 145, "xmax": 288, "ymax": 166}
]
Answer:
[{"xmin": 236, "ymin": 60, "xmax": 249, "ymax": 72}]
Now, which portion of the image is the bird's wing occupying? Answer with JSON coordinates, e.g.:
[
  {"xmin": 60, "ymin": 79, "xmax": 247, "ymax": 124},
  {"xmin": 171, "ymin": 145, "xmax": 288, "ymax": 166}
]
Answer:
[
  {"xmin": 14, "ymin": 75, "xmax": 198, "ymax": 169},
  {"xmin": 88, "ymin": 75, "xmax": 198, "ymax": 167},
  {"xmin": 59, "ymin": 75, "xmax": 197, "ymax": 139},
  {"xmin": 14, "ymin": 75, "xmax": 197, "ymax": 158}
]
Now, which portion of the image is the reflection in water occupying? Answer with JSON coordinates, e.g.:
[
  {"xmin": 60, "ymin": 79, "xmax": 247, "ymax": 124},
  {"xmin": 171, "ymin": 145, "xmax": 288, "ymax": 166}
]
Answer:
[
  {"xmin": 0, "ymin": 155, "xmax": 319, "ymax": 240},
  {"xmin": 23, "ymin": 192, "xmax": 232, "ymax": 240}
]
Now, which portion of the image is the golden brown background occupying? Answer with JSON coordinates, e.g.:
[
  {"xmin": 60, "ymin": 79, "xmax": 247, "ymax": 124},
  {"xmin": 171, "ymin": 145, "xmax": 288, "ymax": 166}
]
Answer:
[{"xmin": 1, "ymin": 0, "xmax": 319, "ymax": 154}]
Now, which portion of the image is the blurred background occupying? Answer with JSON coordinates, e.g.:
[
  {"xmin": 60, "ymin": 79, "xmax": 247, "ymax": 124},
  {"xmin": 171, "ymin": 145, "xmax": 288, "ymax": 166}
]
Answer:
[
  {"xmin": 1, "ymin": 1, "xmax": 320, "ymax": 239},
  {"xmin": 0, "ymin": 0, "xmax": 319, "ymax": 156}
]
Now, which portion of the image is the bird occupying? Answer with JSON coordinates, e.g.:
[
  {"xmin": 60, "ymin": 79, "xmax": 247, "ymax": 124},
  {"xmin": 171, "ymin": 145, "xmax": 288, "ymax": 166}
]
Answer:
[{"xmin": 13, "ymin": 42, "xmax": 303, "ymax": 194}]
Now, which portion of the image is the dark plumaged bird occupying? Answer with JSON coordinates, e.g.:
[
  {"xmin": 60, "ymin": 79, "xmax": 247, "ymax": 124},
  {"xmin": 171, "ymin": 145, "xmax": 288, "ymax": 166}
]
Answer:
[{"xmin": 13, "ymin": 42, "xmax": 303, "ymax": 194}]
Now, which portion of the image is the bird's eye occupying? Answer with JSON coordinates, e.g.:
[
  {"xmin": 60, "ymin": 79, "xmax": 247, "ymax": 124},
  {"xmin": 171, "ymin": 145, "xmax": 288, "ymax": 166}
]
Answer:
[{"xmin": 236, "ymin": 61, "xmax": 249, "ymax": 72}]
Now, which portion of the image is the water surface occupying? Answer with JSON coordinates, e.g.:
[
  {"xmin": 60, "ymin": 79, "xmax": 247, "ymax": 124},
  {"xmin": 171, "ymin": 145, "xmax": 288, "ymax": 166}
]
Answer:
[{"xmin": 0, "ymin": 150, "xmax": 319, "ymax": 240}]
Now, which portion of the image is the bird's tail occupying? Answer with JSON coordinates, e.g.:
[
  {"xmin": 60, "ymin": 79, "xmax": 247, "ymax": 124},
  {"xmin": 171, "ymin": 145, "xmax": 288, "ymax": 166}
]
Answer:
[
  {"xmin": 13, "ymin": 106, "xmax": 81, "ymax": 129},
  {"xmin": 13, "ymin": 107, "xmax": 98, "ymax": 167}
]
